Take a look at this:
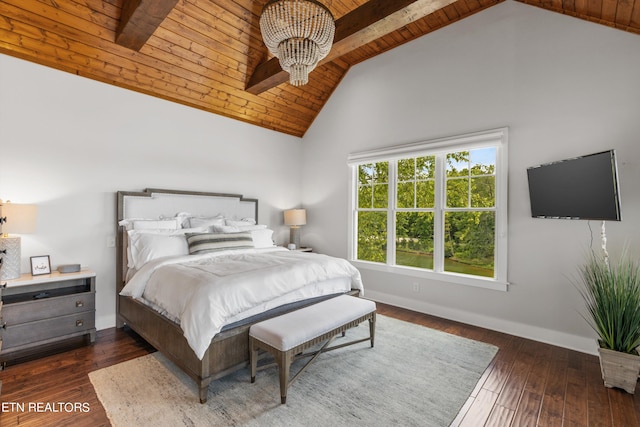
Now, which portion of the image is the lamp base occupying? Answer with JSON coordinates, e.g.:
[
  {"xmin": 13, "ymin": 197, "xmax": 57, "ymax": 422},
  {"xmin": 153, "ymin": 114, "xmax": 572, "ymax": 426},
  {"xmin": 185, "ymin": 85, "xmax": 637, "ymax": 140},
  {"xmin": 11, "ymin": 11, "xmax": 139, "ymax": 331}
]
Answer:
[
  {"xmin": 0, "ymin": 236, "xmax": 21, "ymax": 280},
  {"xmin": 289, "ymin": 226, "xmax": 301, "ymax": 249}
]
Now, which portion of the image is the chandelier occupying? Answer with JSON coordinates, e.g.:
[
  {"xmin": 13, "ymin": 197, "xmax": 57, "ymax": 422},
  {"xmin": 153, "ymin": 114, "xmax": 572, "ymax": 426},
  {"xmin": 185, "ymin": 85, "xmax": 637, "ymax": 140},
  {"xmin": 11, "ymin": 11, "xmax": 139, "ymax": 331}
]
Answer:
[{"xmin": 260, "ymin": 0, "xmax": 335, "ymax": 86}]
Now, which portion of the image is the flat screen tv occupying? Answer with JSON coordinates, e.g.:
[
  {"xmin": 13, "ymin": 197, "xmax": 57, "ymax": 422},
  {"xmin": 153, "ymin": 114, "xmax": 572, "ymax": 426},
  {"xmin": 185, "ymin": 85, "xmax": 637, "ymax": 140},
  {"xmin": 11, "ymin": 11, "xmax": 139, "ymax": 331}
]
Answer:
[{"xmin": 527, "ymin": 149, "xmax": 621, "ymax": 220}]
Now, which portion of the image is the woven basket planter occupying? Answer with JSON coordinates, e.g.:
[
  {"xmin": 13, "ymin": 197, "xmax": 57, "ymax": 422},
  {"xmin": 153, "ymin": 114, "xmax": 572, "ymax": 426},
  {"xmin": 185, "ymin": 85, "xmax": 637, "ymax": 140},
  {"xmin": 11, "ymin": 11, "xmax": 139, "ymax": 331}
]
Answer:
[{"xmin": 598, "ymin": 345, "xmax": 640, "ymax": 394}]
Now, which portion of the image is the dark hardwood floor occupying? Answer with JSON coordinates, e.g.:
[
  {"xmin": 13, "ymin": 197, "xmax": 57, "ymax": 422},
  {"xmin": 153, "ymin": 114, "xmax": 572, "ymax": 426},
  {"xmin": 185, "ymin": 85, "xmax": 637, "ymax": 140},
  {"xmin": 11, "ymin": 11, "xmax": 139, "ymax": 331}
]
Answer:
[{"xmin": 0, "ymin": 302, "xmax": 638, "ymax": 426}]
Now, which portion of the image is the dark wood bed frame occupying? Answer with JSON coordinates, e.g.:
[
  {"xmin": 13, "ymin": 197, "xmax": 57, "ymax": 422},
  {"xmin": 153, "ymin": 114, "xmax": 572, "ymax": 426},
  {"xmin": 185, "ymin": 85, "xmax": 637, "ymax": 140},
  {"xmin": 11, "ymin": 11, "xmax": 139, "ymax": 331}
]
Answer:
[{"xmin": 116, "ymin": 188, "xmax": 357, "ymax": 403}]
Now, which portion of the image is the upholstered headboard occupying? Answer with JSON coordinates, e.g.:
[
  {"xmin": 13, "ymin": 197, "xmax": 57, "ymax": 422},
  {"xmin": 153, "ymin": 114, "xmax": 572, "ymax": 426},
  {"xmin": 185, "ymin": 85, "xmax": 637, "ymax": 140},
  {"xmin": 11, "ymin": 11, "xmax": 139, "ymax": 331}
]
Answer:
[{"xmin": 115, "ymin": 188, "xmax": 258, "ymax": 297}]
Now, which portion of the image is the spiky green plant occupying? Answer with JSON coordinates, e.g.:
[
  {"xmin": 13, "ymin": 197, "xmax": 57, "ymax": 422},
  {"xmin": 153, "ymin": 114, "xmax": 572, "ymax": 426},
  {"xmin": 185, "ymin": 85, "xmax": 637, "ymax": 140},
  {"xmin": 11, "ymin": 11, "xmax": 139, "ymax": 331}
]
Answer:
[{"xmin": 577, "ymin": 252, "xmax": 640, "ymax": 354}]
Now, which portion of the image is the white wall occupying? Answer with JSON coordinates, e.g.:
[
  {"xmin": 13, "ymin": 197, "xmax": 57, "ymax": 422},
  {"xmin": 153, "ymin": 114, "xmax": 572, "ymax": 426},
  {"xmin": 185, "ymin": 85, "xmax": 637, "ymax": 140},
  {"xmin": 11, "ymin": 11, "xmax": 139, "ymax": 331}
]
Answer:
[
  {"xmin": 0, "ymin": 55, "xmax": 302, "ymax": 330},
  {"xmin": 302, "ymin": 1, "xmax": 640, "ymax": 354}
]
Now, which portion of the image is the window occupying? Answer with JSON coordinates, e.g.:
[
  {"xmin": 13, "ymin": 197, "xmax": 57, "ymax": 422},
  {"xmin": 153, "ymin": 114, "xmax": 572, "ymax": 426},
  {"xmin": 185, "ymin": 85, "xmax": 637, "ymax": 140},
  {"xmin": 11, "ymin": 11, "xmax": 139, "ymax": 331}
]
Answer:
[{"xmin": 348, "ymin": 128, "xmax": 508, "ymax": 291}]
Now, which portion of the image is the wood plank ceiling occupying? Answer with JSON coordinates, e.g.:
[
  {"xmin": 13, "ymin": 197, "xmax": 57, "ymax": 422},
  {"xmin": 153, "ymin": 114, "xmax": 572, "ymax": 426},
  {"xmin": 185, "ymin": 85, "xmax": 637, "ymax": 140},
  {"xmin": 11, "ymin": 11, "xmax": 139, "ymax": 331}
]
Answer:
[{"xmin": 1, "ymin": 0, "xmax": 639, "ymax": 137}]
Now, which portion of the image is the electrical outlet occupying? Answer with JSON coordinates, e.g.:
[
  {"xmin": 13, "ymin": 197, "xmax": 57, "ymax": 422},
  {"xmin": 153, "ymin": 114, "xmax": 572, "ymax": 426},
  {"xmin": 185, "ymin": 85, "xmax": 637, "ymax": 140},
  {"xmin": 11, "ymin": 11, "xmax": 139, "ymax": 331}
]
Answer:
[
  {"xmin": 107, "ymin": 236, "xmax": 116, "ymax": 248},
  {"xmin": 412, "ymin": 282, "xmax": 419, "ymax": 292}
]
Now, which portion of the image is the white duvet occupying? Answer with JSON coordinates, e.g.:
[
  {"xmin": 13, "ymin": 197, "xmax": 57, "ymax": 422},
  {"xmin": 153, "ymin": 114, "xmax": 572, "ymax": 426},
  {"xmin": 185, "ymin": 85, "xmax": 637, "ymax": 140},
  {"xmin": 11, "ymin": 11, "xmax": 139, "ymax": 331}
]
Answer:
[{"xmin": 120, "ymin": 247, "xmax": 364, "ymax": 359}]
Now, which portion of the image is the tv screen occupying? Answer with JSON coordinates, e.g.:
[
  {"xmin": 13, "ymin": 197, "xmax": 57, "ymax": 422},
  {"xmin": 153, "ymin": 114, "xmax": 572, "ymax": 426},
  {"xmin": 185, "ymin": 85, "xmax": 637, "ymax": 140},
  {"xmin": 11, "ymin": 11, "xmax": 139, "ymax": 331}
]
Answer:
[{"xmin": 527, "ymin": 150, "xmax": 621, "ymax": 220}]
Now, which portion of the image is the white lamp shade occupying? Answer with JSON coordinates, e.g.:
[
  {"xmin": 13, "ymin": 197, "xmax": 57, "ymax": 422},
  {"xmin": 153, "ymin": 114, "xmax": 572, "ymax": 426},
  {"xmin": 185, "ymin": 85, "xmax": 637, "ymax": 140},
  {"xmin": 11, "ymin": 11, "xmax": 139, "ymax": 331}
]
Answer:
[
  {"xmin": 284, "ymin": 209, "xmax": 306, "ymax": 226},
  {"xmin": 2, "ymin": 203, "xmax": 37, "ymax": 234}
]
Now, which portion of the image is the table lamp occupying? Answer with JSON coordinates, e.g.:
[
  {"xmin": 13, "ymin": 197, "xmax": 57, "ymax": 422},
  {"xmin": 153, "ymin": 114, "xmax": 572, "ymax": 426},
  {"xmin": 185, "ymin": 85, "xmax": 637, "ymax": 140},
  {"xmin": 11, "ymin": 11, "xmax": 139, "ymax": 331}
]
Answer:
[
  {"xmin": 1, "ymin": 201, "xmax": 38, "ymax": 280},
  {"xmin": 284, "ymin": 209, "xmax": 306, "ymax": 250}
]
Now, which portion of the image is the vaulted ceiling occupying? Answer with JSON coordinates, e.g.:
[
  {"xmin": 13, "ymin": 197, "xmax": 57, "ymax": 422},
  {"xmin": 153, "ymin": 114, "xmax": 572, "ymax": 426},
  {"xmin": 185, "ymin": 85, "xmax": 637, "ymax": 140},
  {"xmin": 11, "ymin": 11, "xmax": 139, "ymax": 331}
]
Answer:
[{"xmin": 1, "ymin": 0, "xmax": 639, "ymax": 137}]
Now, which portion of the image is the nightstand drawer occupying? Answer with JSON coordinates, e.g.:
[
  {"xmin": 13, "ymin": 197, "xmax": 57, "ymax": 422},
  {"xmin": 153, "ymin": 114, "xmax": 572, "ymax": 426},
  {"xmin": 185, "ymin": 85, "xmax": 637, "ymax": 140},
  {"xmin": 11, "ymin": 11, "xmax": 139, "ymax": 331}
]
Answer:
[
  {"xmin": 1, "ymin": 311, "xmax": 95, "ymax": 349},
  {"xmin": 1, "ymin": 293, "xmax": 95, "ymax": 325}
]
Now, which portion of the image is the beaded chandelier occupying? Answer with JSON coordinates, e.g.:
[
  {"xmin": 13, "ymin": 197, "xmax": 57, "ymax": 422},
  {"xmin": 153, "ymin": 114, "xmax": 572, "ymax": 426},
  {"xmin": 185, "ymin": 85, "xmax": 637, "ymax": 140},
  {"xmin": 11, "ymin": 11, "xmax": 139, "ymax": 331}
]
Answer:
[{"xmin": 260, "ymin": 0, "xmax": 335, "ymax": 86}]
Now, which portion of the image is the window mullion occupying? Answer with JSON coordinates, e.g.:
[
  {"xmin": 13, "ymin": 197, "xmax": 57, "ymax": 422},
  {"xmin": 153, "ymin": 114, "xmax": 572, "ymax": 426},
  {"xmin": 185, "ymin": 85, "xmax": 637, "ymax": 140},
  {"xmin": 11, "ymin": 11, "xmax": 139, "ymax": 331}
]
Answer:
[
  {"xmin": 388, "ymin": 161, "xmax": 397, "ymax": 266},
  {"xmin": 468, "ymin": 159, "xmax": 473, "ymax": 208},
  {"xmin": 433, "ymin": 154, "xmax": 445, "ymax": 273}
]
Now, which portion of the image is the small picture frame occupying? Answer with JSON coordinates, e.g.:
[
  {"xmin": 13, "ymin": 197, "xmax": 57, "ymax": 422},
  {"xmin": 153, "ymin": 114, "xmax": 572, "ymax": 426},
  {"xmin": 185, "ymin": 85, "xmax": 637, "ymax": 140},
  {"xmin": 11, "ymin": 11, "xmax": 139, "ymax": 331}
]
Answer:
[{"xmin": 30, "ymin": 255, "xmax": 51, "ymax": 276}]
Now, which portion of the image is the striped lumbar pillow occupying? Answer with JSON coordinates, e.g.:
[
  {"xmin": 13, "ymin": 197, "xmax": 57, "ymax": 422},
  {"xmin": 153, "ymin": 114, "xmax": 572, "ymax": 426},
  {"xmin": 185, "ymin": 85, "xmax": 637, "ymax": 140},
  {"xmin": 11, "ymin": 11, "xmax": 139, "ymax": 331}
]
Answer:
[{"xmin": 185, "ymin": 232, "xmax": 254, "ymax": 254}]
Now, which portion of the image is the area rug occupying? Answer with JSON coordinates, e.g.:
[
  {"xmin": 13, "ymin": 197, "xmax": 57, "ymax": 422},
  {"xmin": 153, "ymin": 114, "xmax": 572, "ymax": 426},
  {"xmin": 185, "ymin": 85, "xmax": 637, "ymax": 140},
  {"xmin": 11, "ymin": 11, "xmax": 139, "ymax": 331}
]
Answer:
[{"xmin": 89, "ymin": 315, "xmax": 497, "ymax": 427}]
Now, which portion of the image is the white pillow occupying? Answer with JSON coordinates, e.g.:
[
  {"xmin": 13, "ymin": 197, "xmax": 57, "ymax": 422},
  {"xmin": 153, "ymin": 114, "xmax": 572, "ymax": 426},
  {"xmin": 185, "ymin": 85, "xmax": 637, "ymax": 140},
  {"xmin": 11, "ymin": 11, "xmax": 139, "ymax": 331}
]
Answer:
[
  {"xmin": 210, "ymin": 225, "xmax": 241, "ymax": 233},
  {"xmin": 188, "ymin": 215, "xmax": 226, "ymax": 228},
  {"xmin": 226, "ymin": 218, "xmax": 257, "ymax": 227},
  {"xmin": 119, "ymin": 218, "xmax": 181, "ymax": 231},
  {"xmin": 251, "ymin": 228, "xmax": 275, "ymax": 248},
  {"xmin": 212, "ymin": 224, "xmax": 267, "ymax": 232},
  {"xmin": 175, "ymin": 212, "xmax": 193, "ymax": 228},
  {"xmin": 127, "ymin": 228, "xmax": 206, "ymax": 269},
  {"xmin": 238, "ymin": 224, "xmax": 267, "ymax": 231}
]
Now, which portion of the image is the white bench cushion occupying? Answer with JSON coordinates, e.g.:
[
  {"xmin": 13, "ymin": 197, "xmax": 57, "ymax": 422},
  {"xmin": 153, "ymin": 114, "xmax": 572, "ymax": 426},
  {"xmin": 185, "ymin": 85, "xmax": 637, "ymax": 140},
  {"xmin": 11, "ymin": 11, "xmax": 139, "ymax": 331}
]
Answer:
[{"xmin": 249, "ymin": 295, "xmax": 376, "ymax": 351}]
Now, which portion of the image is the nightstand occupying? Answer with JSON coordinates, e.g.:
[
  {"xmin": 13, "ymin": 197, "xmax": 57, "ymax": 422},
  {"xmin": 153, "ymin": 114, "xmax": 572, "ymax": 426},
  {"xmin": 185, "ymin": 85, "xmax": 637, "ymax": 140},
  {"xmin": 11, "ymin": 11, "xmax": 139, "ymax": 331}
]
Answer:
[{"xmin": 0, "ymin": 270, "xmax": 96, "ymax": 368}]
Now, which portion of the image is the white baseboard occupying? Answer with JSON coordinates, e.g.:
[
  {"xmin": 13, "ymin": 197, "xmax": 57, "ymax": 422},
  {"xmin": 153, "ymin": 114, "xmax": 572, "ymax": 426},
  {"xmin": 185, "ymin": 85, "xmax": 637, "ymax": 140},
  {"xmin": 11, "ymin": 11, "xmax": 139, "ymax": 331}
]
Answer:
[{"xmin": 364, "ymin": 290, "xmax": 598, "ymax": 356}]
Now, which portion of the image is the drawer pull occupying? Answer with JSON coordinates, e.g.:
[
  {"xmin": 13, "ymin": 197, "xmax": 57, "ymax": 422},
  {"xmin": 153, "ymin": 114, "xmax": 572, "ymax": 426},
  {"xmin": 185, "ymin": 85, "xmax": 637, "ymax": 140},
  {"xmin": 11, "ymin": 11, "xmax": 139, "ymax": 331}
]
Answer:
[
  {"xmin": 0, "ymin": 282, "xmax": 6, "ymax": 289},
  {"xmin": 1, "ymin": 322, "xmax": 5, "ymax": 329},
  {"xmin": 76, "ymin": 320, "xmax": 84, "ymax": 327},
  {"xmin": 76, "ymin": 301, "xmax": 84, "ymax": 308}
]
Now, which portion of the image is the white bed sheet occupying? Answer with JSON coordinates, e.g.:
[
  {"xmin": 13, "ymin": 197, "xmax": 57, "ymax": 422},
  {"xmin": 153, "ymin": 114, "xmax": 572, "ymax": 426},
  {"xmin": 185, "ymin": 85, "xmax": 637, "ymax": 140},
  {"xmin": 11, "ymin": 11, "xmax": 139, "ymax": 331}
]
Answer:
[{"xmin": 120, "ymin": 247, "xmax": 363, "ymax": 359}]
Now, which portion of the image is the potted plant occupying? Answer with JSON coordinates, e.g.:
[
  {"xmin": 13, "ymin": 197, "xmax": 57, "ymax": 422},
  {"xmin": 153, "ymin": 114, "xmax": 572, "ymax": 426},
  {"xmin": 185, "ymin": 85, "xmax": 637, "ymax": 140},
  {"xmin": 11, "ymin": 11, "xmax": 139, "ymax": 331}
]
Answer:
[{"xmin": 576, "ymin": 251, "xmax": 640, "ymax": 394}]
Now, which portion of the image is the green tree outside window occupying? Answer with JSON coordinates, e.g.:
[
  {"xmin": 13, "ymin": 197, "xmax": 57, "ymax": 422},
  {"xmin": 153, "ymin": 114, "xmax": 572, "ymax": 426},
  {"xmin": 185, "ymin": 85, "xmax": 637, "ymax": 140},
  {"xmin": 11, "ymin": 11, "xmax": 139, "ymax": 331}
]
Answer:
[{"xmin": 357, "ymin": 162, "xmax": 389, "ymax": 262}]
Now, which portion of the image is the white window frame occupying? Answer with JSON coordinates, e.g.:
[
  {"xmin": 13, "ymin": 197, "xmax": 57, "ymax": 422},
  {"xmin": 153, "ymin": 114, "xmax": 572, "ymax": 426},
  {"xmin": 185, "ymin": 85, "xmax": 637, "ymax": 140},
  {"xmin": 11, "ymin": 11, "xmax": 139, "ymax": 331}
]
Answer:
[{"xmin": 347, "ymin": 128, "xmax": 509, "ymax": 291}]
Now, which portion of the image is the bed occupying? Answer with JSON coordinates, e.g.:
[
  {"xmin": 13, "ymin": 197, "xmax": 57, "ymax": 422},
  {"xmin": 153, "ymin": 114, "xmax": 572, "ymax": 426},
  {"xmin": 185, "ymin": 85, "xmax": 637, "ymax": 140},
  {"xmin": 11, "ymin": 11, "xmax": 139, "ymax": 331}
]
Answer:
[{"xmin": 116, "ymin": 188, "xmax": 363, "ymax": 403}]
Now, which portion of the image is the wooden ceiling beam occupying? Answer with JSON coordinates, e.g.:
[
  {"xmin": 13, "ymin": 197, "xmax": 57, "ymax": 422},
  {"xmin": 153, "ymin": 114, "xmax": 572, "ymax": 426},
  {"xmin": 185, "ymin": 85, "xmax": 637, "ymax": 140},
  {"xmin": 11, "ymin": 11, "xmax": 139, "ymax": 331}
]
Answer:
[
  {"xmin": 116, "ymin": 0, "xmax": 179, "ymax": 51},
  {"xmin": 246, "ymin": 0, "xmax": 459, "ymax": 95}
]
